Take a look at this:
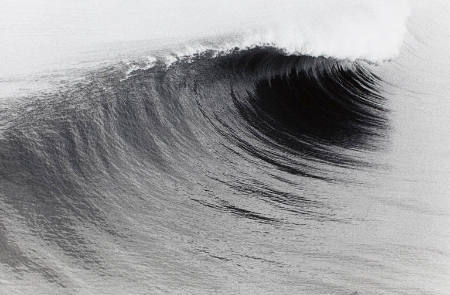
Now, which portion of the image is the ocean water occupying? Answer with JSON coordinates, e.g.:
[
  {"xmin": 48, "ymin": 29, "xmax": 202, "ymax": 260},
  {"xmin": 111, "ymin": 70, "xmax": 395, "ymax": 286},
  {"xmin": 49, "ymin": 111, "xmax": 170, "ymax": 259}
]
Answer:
[{"xmin": 0, "ymin": 1, "xmax": 449, "ymax": 294}]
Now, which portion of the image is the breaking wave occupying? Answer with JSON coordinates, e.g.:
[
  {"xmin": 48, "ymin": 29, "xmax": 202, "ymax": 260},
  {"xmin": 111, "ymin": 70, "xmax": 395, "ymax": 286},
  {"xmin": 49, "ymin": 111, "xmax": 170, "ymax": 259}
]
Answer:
[
  {"xmin": 5, "ymin": 1, "xmax": 450, "ymax": 294},
  {"xmin": 0, "ymin": 37, "xmax": 396, "ymax": 293}
]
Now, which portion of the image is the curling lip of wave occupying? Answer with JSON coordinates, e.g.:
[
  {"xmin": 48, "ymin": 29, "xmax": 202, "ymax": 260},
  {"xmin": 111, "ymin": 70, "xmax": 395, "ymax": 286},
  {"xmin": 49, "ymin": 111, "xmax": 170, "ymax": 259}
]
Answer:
[
  {"xmin": 0, "ymin": 0, "xmax": 410, "ymax": 78},
  {"xmin": 136, "ymin": 0, "xmax": 411, "ymax": 67}
]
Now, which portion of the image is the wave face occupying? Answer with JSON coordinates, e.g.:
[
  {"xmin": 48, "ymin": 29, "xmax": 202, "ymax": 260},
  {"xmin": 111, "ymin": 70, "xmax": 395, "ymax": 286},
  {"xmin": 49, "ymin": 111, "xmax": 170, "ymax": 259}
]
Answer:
[{"xmin": 0, "ymin": 47, "xmax": 390, "ymax": 293}]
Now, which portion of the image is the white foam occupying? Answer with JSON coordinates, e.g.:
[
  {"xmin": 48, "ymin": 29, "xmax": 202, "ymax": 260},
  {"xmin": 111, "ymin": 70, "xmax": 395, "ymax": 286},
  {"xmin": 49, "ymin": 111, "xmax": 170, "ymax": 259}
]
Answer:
[
  {"xmin": 168, "ymin": 0, "xmax": 411, "ymax": 63},
  {"xmin": 0, "ymin": 0, "xmax": 410, "ymax": 78}
]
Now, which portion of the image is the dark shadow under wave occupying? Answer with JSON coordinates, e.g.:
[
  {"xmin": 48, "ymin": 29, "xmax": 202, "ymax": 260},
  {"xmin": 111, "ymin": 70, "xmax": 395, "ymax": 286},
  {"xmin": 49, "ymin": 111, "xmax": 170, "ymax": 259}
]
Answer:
[{"xmin": 193, "ymin": 48, "xmax": 388, "ymax": 176}]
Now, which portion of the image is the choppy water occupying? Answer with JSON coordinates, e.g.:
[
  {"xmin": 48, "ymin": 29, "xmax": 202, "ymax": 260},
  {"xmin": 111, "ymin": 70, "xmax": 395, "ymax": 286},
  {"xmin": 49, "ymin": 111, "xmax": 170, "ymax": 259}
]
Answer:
[{"xmin": 0, "ymin": 1, "xmax": 449, "ymax": 294}]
